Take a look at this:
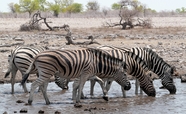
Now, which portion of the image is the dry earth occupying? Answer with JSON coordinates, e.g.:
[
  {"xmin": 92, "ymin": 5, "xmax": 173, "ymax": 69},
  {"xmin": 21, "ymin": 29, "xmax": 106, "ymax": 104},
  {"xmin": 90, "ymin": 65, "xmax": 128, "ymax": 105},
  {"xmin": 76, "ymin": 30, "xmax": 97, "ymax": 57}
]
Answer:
[{"xmin": 0, "ymin": 17, "xmax": 186, "ymax": 113}]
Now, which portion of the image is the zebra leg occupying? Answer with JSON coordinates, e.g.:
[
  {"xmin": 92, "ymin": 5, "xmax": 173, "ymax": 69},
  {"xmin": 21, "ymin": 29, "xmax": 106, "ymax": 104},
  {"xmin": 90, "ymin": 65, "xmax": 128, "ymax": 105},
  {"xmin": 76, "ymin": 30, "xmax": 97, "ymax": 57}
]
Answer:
[
  {"xmin": 72, "ymin": 78, "xmax": 86, "ymax": 100},
  {"xmin": 140, "ymin": 87, "xmax": 143, "ymax": 94},
  {"xmin": 72, "ymin": 78, "xmax": 79, "ymax": 100},
  {"xmin": 135, "ymin": 78, "xmax": 139, "ymax": 95},
  {"xmin": 28, "ymin": 79, "xmax": 50, "ymax": 105},
  {"xmin": 89, "ymin": 76, "xmax": 108, "ymax": 101},
  {"xmin": 74, "ymin": 75, "xmax": 89, "ymax": 108},
  {"xmin": 106, "ymin": 78, "xmax": 127, "ymax": 98},
  {"xmin": 135, "ymin": 79, "xmax": 143, "ymax": 94},
  {"xmin": 90, "ymin": 79, "xmax": 96, "ymax": 96},
  {"xmin": 37, "ymin": 73, "xmax": 42, "ymax": 92},
  {"xmin": 10, "ymin": 67, "xmax": 18, "ymax": 94},
  {"xmin": 21, "ymin": 73, "xmax": 28, "ymax": 93},
  {"xmin": 40, "ymin": 81, "xmax": 50, "ymax": 105},
  {"xmin": 105, "ymin": 78, "xmax": 114, "ymax": 91},
  {"xmin": 121, "ymin": 86, "xmax": 126, "ymax": 98}
]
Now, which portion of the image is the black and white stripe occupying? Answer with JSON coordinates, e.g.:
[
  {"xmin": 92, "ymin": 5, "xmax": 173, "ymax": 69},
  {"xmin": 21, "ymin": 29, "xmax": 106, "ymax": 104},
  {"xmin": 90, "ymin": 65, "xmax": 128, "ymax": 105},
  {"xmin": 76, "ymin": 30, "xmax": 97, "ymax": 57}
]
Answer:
[
  {"xmin": 102, "ymin": 46, "xmax": 176, "ymax": 94},
  {"xmin": 90, "ymin": 46, "xmax": 156, "ymax": 97},
  {"xmin": 21, "ymin": 48, "xmax": 131, "ymax": 107},
  {"xmin": 4, "ymin": 46, "xmax": 46, "ymax": 94},
  {"xmin": 130, "ymin": 47, "xmax": 176, "ymax": 94}
]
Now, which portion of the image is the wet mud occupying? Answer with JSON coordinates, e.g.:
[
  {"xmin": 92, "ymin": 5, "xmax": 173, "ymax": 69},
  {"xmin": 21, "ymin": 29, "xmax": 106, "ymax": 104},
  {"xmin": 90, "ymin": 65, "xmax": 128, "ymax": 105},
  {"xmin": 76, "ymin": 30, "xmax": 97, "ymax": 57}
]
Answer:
[{"xmin": 0, "ymin": 78, "xmax": 185, "ymax": 114}]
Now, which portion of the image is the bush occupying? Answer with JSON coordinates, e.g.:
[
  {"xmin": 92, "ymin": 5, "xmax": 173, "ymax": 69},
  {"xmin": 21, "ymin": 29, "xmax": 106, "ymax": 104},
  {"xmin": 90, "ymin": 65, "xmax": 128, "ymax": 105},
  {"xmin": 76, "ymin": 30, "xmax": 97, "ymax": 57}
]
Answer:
[{"xmin": 19, "ymin": 22, "xmax": 41, "ymax": 31}]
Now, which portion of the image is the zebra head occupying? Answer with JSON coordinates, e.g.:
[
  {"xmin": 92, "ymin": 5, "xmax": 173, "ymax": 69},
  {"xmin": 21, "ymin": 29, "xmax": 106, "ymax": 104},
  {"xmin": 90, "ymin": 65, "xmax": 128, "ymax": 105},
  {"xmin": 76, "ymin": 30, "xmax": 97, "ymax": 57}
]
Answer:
[
  {"xmin": 162, "ymin": 66, "xmax": 176, "ymax": 94},
  {"xmin": 141, "ymin": 73, "xmax": 156, "ymax": 97},
  {"xmin": 113, "ymin": 69, "xmax": 131, "ymax": 91}
]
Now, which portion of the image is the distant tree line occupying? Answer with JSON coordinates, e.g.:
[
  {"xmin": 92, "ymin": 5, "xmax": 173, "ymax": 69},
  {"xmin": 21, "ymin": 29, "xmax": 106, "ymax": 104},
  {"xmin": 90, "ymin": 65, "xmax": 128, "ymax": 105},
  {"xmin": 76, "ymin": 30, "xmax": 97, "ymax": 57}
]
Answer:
[
  {"xmin": 7, "ymin": 0, "xmax": 101, "ymax": 17},
  {"xmin": 3, "ymin": 0, "xmax": 186, "ymax": 18}
]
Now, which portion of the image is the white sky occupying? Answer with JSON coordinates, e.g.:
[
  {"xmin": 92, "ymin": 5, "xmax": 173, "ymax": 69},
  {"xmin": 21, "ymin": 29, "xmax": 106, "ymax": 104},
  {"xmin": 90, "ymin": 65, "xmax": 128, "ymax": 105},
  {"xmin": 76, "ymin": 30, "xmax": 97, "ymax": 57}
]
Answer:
[{"xmin": 0, "ymin": 0, "xmax": 185, "ymax": 12}]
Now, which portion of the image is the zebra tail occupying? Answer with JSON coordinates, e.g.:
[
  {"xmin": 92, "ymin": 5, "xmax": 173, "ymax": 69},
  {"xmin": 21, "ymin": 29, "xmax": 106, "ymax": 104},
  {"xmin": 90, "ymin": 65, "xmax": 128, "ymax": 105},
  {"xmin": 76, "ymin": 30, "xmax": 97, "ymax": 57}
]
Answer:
[
  {"xmin": 4, "ymin": 51, "xmax": 15, "ymax": 78},
  {"xmin": 21, "ymin": 60, "xmax": 35, "ymax": 86},
  {"xmin": 4, "ymin": 71, "xmax": 10, "ymax": 78}
]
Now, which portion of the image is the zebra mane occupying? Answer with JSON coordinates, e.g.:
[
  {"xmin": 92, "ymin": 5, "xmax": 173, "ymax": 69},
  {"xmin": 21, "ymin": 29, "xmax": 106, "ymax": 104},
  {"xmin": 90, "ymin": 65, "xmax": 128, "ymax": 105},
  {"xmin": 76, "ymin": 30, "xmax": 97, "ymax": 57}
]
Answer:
[
  {"xmin": 143, "ymin": 47, "xmax": 174, "ymax": 72},
  {"xmin": 144, "ymin": 47, "xmax": 164, "ymax": 62}
]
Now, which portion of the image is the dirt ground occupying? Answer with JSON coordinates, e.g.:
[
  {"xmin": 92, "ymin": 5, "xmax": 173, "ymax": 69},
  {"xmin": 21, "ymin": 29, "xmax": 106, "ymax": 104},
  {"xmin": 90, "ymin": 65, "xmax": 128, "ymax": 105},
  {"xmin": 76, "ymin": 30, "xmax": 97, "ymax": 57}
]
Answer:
[{"xmin": 0, "ymin": 17, "xmax": 186, "ymax": 113}]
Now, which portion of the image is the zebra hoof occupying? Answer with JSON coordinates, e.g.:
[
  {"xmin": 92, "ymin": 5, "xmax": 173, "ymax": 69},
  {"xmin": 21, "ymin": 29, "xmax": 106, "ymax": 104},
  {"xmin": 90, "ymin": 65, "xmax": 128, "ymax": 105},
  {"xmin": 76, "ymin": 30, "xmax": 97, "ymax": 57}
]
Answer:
[
  {"xmin": 159, "ymin": 86, "xmax": 166, "ymax": 89},
  {"xmin": 46, "ymin": 101, "xmax": 50, "ymax": 105},
  {"xmin": 74, "ymin": 103, "xmax": 82, "ymax": 108},
  {"xmin": 63, "ymin": 86, "xmax": 69, "ymax": 90},
  {"xmin": 28, "ymin": 100, "xmax": 32, "ymax": 105},
  {"xmin": 103, "ymin": 96, "xmax": 109, "ymax": 101}
]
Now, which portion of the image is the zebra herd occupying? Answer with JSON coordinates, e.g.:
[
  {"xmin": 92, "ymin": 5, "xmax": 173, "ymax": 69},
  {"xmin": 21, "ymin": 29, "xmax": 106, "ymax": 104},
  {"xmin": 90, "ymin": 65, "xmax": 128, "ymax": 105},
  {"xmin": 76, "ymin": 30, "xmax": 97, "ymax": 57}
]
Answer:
[{"xmin": 4, "ymin": 45, "xmax": 176, "ymax": 107}]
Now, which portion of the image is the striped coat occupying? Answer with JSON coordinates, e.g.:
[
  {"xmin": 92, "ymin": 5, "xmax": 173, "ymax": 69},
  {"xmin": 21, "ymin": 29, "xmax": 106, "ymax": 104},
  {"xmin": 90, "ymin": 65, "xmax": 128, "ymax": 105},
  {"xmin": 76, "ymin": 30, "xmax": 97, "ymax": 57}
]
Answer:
[
  {"xmin": 21, "ymin": 48, "xmax": 131, "ymax": 107},
  {"xmin": 4, "ymin": 46, "xmax": 46, "ymax": 94}
]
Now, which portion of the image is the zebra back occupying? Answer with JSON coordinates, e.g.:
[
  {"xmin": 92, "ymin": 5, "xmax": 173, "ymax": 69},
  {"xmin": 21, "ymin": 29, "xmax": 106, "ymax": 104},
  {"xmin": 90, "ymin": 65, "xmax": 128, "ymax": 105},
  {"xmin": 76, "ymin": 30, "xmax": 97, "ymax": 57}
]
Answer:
[
  {"xmin": 14, "ymin": 46, "xmax": 46, "ymax": 73},
  {"xmin": 5, "ymin": 46, "xmax": 46, "ymax": 78},
  {"xmin": 98, "ymin": 46, "xmax": 149, "ymax": 71},
  {"xmin": 21, "ymin": 48, "xmax": 128, "ymax": 87}
]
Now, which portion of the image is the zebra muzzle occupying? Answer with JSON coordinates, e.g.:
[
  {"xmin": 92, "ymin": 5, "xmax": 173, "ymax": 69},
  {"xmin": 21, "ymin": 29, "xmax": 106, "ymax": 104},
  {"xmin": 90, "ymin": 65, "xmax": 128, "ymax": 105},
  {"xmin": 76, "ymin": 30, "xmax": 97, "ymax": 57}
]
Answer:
[{"xmin": 124, "ymin": 82, "xmax": 131, "ymax": 90}]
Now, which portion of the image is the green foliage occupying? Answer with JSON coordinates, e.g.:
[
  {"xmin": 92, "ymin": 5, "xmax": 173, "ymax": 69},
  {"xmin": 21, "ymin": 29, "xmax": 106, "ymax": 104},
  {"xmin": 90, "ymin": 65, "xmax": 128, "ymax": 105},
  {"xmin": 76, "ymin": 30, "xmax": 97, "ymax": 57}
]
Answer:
[
  {"xmin": 86, "ymin": 1, "xmax": 100, "ymax": 11},
  {"xmin": 14, "ymin": 3, "xmax": 21, "ymax": 12},
  {"xmin": 19, "ymin": 0, "xmax": 40, "ymax": 17},
  {"xmin": 65, "ymin": 3, "xmax": 83, "ymax": 13},
  {"xmin": 147, "ymin": 8, "xmax": 156, "ymax": 13},
  {"xmin": 47, "ymin": 0, "xmax": 78, "ymax": 17},
  {"xmin": 176, "ymin": 7, "xmax": 186, "ymax": 13},
  {"xmin": 61, "ymin": 0, "xmax": 74, "ymax": 7},
  {"xmin": 111, "ymin": 3, "xmax": 121, "ymax": 10},
  {"xmin": 8, "ymin": 3, "xmax": 21, "ymax": 13},
  {"xmin": 47, "ymin": 1, "xmax": 61, "ymax": 17},
  {"xmin": 38, "ymin": 0, "xmax": 47, "ymax": 11}
]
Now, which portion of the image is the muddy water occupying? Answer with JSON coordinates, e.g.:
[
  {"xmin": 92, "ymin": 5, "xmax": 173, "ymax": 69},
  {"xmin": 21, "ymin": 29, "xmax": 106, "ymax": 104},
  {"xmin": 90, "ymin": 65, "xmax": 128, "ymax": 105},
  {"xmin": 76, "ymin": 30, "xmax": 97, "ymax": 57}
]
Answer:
[{"xmin": 0, "ymin": 78, "xmax": 185, "ymax": 114}]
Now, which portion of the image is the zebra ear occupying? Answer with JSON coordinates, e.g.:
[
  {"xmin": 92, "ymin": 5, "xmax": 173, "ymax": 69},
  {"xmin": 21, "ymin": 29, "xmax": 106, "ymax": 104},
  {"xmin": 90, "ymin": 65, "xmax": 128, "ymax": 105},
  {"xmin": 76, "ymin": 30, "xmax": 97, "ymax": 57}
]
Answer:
[{"xmin": 166, "ymin": 67, "xmax": 175, "ymax": 75}]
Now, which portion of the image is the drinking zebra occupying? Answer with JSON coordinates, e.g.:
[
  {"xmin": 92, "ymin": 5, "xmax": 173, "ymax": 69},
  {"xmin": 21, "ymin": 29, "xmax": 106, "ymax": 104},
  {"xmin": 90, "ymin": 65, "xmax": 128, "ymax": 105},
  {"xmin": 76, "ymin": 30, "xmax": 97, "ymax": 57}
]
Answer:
[
  {"xmin": 21, "ymin": 48, "xmax": 132, "ymax": 107},
  {"xmin": 130, "ymin": 47, "xmax": 176, "ymax": 94},
  {"xmin": 4, "ymin": 46, "xmax": 68, "ymax": 94},
  {"xmin": 90, "ymin": 46, "xmax": 156, "ymax": 97},
  {"xmin": 100, "ymin": 46, "xmax": 176, "ymax": 94}
]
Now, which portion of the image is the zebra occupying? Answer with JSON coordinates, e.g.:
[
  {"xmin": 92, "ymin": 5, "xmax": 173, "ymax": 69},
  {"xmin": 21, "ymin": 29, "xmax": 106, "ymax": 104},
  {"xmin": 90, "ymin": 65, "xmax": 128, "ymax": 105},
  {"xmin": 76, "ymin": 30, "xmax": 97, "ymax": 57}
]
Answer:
[
  {"xmin": 21, "ymin": 48, "xmax": 132, "ymax": 107},
  {"xmin": 4, "ymin": 46, "xmax": 46, "ymax": 94},
  {"xmin": 4, "ymin": 46, "xmax": 68, "ymax": 94},
  {"xmin": 99, "ymin": 46, "xmax": 176, "ymax": 94},
  {"xmin": 90, "ymin": 46, "xmax": 156, "ymax": 97},
  {"xmin": 130, "ymin": 47, "xmax": 176, "ymax": 94}
]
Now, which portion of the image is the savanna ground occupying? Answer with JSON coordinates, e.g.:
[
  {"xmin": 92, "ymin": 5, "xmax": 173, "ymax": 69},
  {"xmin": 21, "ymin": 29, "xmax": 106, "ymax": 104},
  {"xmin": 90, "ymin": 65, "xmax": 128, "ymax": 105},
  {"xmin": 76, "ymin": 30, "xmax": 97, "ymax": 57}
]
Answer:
[{"xmin": 0, "ymin": 17, "xmax": 186, "ymax": 114}]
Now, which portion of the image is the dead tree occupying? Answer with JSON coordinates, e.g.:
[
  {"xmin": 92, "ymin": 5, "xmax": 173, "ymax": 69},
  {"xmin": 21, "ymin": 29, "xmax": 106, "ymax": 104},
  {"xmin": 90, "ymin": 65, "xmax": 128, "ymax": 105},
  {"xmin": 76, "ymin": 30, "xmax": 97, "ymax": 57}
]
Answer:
[
  {"xmin": 105, "ymin": 0, "xmax": 138, "ymax": 29},
  {"xmin": 19, "ymin": 11, "xmax": 69, "ymax": 31},
  {"xmin": 105, "ymin": 0, "xmax": 152, "ymax": 29},
  {"xmin": 64, "ymin": 26, "xmax": 100, "ymax": 45},
  {"xmin": 135, "ymin": 18, "xmax": 152, "ymax": 28}
]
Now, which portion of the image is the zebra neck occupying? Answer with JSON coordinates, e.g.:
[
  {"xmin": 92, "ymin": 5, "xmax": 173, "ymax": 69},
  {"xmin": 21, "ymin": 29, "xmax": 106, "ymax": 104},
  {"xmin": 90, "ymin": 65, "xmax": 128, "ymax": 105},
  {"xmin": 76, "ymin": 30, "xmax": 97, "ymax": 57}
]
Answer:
[{"xmin": 152, "ymin": 64, "xmax": 170, "ymax": 78}]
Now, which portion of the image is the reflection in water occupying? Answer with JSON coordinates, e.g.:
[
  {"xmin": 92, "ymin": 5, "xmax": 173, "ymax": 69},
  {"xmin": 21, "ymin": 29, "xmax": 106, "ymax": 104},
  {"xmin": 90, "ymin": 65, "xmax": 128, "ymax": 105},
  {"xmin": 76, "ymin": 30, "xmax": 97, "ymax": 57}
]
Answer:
[{"xmin": 0, "ymin": 79, "xmax": 186, "ymax": 114}]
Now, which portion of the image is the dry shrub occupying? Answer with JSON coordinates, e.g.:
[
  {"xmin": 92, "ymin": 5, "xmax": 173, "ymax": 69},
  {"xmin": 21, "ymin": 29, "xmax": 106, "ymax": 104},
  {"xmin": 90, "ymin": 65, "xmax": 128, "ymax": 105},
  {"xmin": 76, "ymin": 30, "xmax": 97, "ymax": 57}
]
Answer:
[
  {"xmin": 19, "ymin": 22, "xmax": 41, "ymax": 31},
  {"xmin": 136, "ymin": 18, "xmax": 153, "ymax": 29},
  {"xmin": 143, "ymin": 18, "xmax": 153, "ymax": 29}
]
